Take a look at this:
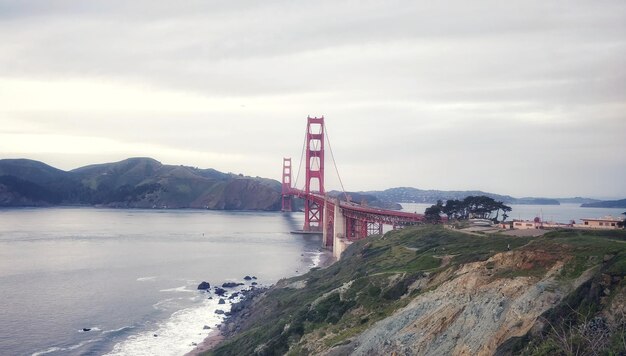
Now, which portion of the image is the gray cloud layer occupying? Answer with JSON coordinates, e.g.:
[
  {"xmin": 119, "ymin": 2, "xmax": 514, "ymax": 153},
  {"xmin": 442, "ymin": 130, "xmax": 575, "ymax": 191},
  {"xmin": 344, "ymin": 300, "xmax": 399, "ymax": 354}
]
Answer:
[{"xmin": 1, "ymin": 0, "xmax": 625, "ymax": 198}]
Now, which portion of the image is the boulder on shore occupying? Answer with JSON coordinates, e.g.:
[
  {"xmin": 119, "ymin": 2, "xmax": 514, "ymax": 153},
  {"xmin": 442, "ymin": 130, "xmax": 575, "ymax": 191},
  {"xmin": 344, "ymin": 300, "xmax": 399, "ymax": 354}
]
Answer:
[{"xmin": 197, "ymin": 281, "xmax": 211, "ymax": 290}]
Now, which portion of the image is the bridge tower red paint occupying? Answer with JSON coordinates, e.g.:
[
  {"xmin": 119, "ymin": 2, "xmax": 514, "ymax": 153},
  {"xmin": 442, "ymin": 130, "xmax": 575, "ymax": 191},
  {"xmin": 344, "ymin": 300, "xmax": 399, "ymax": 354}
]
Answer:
[
  {"xmin": 303, "ymin": 116, "xmax": 325, "ymax": 231},
  {"xmin": 281, "ymin": 157, "xmax": 292, "ymax": 212}
]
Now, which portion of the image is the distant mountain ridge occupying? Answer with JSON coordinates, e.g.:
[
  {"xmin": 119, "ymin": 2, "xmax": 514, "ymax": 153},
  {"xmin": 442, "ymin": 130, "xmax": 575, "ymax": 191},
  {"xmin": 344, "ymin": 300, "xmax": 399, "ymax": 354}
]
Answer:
[
  {"xmin": 0, "ymin": 158, "xmax": 606, "ymax": 210},
  {"xmin": 0, "ymin": 158, "xmax": 281, "ymax": 210},
  {"xmin": 360, "ymin": 187, "xmax": 597, "ymax": 206},
  {"xmin": 581, "ymin": 198, "xmax": 626, "ymax": 209},
  {"xmin": 556, "ymin": 197, "xmax": 601, "ymax": 204}
]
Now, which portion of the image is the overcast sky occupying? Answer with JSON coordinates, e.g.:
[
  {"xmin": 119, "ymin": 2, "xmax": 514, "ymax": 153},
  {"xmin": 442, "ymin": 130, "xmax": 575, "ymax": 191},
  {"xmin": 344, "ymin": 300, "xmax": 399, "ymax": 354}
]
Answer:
[{"xmin": 0, "ymin": 1, "xmax": 625, "ymax": 199}]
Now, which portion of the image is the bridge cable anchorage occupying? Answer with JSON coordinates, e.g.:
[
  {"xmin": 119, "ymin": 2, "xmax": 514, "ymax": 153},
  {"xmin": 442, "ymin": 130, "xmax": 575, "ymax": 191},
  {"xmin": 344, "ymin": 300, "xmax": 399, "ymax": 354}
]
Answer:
[
  {"xmin": 324, "ymin": 124, "xmax": 349, "ymax": 202},
  {"xmin": 293, "ymin": 123, "xmax": 308, "ymax": 190}
]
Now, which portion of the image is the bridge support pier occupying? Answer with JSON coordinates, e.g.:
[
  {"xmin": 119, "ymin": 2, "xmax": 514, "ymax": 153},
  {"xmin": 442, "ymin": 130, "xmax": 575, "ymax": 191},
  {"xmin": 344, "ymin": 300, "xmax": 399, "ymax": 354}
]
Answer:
[
  {"xmin": 322, "ymin": 198, "xmax": 330, "ymax": 247},
  {"xmin": 303, "ymin": 116, "xmax": 325, "ymax": 232},
  {"xmin": 332, "ymin": 202, "xmax": 351, "ymax": 260},
  {"xmin": 281, "ymin": 158, "xmax": 292, "ymax": 212}
]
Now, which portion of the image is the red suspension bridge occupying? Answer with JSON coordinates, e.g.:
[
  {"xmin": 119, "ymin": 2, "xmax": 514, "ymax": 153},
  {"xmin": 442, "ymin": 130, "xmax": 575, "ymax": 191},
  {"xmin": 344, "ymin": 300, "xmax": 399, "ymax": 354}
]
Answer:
[{"xmin": 281, "ymin": 116, "xmax": 425, "ymax": 258}]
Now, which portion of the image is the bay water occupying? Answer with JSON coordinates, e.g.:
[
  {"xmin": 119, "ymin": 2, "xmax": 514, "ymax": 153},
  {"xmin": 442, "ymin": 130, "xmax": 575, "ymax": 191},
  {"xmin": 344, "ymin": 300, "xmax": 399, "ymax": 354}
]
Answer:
[
  {"xmin": 1, "ymin": 203, "xmax": 624, "ymax": 355},
  {"xmin": 0, "ymin": 208, "xmax": 322, "ymax": 356}
]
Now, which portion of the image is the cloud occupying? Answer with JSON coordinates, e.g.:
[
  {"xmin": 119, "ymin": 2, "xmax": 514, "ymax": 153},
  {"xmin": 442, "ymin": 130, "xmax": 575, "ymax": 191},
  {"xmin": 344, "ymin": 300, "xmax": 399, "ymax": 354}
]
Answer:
[{"xmin": 0, "ymin": 0, "xmax": 625, "ymax": 197}]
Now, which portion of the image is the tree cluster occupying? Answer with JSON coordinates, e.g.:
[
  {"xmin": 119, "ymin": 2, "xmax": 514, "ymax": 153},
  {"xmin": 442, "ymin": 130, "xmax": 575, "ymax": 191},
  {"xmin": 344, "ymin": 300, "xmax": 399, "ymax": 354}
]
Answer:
[{"xmin": 424, "ymin": 196, "xmax": 512, "ymax": 223}]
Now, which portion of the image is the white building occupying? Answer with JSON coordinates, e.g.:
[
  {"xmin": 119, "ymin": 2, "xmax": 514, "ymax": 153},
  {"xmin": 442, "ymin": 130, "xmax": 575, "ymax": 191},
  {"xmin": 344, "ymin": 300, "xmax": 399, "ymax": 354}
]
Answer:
[{"xmin": 575, "ymin": 216, "xmax": 624, "ymax": 230}]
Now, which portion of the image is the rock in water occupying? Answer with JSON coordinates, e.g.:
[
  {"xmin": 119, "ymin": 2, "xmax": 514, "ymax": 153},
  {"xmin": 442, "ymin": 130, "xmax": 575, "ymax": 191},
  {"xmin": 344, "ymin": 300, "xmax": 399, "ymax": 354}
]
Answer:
[
  {"xmin": 82, "ymin": 328, "xmax": 91, "ymax": 332},
  {"xmin": 218, "ymin": 298, "xmax": 226, "ymax": 304},
  {"xmin": 203, "ymin": 325, "xmax": 211, "ymax": 330},
  {"xmin": 215, "ymin": 309, "xmax": 225, "ymax": 315},
  {"xmin": 197, "ymin": 281, "xmax": 211, "ymax": 290},
  {"xmin": 222, "ymin": 282, "xmax": 244, "ymax": 288},
  {"xmin": 244, "ymin": 276, "xmax": 252, "ymax": 280},
  {"xmin": 215, "ymin": 287, "xmax": 226, "ymax": 296}
]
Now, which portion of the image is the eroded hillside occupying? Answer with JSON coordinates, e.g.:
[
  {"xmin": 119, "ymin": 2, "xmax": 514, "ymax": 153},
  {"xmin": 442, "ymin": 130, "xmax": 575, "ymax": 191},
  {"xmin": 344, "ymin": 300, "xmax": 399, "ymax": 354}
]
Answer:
[{"xmin": 209, "ymin": 226, "xmax": 626, "ymax": 356}]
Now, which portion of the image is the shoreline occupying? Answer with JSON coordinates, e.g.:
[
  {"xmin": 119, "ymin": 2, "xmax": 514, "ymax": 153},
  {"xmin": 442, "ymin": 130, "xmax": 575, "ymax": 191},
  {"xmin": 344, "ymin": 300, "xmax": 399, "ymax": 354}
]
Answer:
[
  {"xmin": 187, "ymin": 249, "xmax": 335, "ymax": 355},
  {"xmin": 183, "ymin": 331, "xmax": 224, "ymax": 356}
]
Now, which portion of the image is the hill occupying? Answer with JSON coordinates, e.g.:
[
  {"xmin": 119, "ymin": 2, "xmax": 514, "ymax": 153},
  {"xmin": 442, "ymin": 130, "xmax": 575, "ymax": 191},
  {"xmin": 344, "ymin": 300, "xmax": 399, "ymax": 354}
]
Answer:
[
  {"xmin": 363, "ymin": 187, "xmax": 565, "ymax": 205},
  {"xmin": 581, "ymin": 198, "xmax": 626, "ymax": 209},
  {"xmin": 207, "ymin": 226, "xmax": 626, "ymax": 355},
  {"xmin": 0, "ymin": 158, "xmax": 281, "ymax": 210},
  {"xmin": 557, "ymin": 197, "xmax": 601, "ymax": 205}
]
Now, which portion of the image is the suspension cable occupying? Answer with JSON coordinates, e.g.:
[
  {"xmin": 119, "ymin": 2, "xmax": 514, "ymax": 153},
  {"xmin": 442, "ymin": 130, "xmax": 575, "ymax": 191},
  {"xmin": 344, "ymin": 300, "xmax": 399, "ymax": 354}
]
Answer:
[
  {"xmin": 292, "ymin": 124, "xmax": 307, "ymax": 190},
  {"xmin": 324, "ymin": 123, "xmax": 349, "ymax": 202}
]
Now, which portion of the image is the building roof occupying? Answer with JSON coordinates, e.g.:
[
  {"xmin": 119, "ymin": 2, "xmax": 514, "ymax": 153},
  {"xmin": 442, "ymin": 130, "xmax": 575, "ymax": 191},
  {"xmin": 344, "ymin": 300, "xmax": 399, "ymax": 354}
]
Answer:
[{"xmin": 580, "ymin": 216, "xmax": 624, "ymax": 222}]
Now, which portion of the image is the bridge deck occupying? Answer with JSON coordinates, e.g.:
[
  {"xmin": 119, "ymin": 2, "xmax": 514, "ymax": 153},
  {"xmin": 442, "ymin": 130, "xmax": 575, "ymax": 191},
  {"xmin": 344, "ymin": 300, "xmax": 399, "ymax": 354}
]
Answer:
[{"xmin": 287, "ymin": 189, "xmax": 424, "ymax": 225}]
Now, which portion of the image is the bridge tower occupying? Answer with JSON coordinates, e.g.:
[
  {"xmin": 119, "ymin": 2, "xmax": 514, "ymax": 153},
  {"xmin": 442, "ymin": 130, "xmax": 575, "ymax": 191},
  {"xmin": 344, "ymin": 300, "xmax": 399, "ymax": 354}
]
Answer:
[
  {"xmin": 304, "ymin": 116, "xmax": 325, "ymax": 231},
  {"xmin": 281, "ymin": 157, "xmax": 292, "ymax": 212}
]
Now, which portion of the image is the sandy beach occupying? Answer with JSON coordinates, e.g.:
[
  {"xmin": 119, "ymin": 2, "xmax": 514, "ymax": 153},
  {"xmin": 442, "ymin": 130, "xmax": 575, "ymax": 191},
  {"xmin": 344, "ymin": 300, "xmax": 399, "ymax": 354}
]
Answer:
[{"xmin": 184, "ymin": 330, "xmax": 224, "ymax": 356}]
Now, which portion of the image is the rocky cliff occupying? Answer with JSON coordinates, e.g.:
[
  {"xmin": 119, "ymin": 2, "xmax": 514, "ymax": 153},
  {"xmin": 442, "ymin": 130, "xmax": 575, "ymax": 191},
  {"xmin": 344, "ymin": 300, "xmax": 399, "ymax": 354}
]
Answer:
[
  {"xmin": 0, "ymin": 157, "xmax": 282, "ymax": 210},
  {"xmin": 208, "ymin": 226, "xmax": 626, "ymax": 355}
]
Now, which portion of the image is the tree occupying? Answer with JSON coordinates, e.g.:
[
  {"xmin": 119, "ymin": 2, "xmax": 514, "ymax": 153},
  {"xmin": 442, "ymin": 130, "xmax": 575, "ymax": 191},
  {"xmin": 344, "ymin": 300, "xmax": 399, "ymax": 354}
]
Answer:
[
  {"xmin": 442, "ymin": 199, "xmax": 462, "ymax": 220},
  {"xmin": 493, "ymin": 202, "xmax": 512, "ymax": 223},
  {"xmin": 424, "ymin": 200, "xmax": 443, "ymax": 223},
  {"xmin": 436, "ymin": 196, "xmax": 511, "ymax": 223}
]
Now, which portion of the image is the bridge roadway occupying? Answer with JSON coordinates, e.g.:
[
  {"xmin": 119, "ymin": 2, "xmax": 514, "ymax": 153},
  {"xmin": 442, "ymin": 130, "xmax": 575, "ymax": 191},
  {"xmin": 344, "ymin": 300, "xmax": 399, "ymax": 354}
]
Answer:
[{"xmin": 289, "ymin": 188, "xmax": 424, "ymax": 226}]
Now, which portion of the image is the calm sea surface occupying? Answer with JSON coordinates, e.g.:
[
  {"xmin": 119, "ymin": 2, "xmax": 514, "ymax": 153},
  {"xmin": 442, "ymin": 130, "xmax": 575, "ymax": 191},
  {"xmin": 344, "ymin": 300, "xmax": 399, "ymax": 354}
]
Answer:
[
  {"xmin": 401, "ymin": 203, "xmax": 626, "ymax": 224},
  {"xmin": 0, "ymin": 208, "xmax": 322, "ymax": 356}
]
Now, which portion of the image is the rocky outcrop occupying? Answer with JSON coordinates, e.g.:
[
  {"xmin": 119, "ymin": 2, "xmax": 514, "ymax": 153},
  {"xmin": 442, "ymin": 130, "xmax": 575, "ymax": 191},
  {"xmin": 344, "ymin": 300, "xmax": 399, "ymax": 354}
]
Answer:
[
  {"xmin": 222, "ymin": 282, "xmax": 244, "ymax": 288},
  {"xmin": 348, "ymin": 252, "xmax": 573, "ymax": 355},
  {"xmin": 197, "ymin": 281, "xmax": 211, "ymax": 290}
]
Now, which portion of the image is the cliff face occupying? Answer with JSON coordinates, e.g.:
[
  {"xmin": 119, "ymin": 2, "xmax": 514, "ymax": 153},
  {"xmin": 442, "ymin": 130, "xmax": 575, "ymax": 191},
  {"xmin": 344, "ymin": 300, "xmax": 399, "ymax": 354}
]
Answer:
[
  {"xmin": 0, "ymin": 158, "xmax": 281, "ymax": 210},
  {"xmin": 210, "ymin": 227, "xmax": 626, "ymax": 356},
  {"xmin": 349, "ymin": 250, "xmax": 581, "ymax": 355}
]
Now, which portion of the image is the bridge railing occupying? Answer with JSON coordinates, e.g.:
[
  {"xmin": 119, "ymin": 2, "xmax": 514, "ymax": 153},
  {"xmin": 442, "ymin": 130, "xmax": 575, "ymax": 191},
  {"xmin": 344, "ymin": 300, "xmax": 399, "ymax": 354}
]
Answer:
[{"xmin": 286, "ymin": 189, "xmax": 424, "ymax": 225}]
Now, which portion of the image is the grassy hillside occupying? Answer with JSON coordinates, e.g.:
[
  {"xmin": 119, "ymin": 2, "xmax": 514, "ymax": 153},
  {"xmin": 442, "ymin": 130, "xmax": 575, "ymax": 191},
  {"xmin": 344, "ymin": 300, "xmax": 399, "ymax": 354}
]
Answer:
[
  {"xmin": 207, "ymin": 226, "xmax": 626, "ymax": 355},
  {"xmin": 0, "ymin": 158, "xmax": 282, "ymax": 210}
]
